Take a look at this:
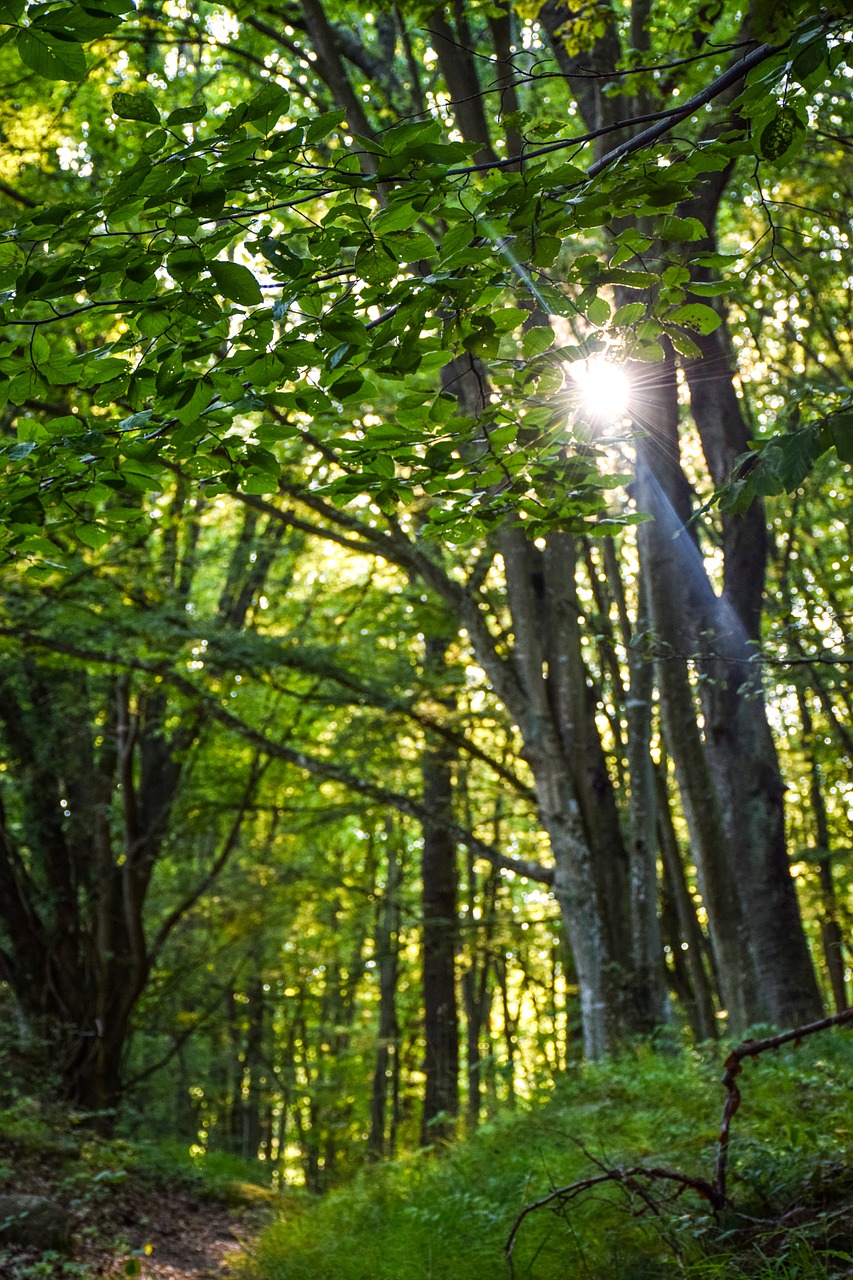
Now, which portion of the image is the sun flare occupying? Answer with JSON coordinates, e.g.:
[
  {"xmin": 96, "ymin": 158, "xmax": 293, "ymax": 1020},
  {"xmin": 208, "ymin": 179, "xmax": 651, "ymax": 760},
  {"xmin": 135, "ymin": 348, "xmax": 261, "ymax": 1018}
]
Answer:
[{"xmin": 568, "ymin": 357, "xmax": 632, "ymax": 424}]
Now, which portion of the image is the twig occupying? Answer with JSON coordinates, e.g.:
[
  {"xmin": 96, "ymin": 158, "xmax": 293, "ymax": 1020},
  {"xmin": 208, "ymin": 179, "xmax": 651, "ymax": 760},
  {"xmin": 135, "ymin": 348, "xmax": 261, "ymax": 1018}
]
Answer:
[
  {"xmin": 505, "ymin": 1166, "xmax": 716, "ymax": 1277},
  {"xmin": 506, "ymin": 1008, "xmax": 853, "ymax": 1276},
  {"xmin": 713, "ymin": 1006, "xmax": 853, "ymax": 1206}
]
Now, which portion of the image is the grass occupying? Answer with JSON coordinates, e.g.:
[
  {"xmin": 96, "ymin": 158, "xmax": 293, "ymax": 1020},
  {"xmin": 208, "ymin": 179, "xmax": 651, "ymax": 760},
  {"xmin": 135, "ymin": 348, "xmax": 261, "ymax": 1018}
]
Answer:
[{"xmin": 245, "ymin": 1034, "xmax": 853, "ymax": 1280}]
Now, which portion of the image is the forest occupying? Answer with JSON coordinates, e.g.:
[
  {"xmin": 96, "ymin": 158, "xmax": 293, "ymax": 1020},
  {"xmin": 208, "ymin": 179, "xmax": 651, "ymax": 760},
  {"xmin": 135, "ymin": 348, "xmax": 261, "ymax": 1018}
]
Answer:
[{"xmin": 0, "ymin": 0, "xmax": 851, "ymax": 1275}]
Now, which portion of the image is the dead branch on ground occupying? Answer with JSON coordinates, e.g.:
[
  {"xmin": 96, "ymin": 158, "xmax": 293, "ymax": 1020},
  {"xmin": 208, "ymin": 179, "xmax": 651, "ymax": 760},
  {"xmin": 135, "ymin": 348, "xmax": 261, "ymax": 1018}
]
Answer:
[{"xmin": 505, "ymin": 1008, "xmax": 853, "ymax": 1277}]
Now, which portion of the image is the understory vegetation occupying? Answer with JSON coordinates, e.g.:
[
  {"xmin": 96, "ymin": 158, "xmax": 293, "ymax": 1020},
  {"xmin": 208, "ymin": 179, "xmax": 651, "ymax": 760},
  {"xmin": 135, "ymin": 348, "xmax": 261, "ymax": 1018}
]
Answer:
[
  {"xmin": 3, "ymin": 1035, "xmax": 852, "ymax": 1279},
  {"xmin": 230, "ymin": 1036, "xmax": 853, "ymax": 1280},
  {"xmin": 1, "ymin": 0, "xmax": 852, "ymax": 1274}
]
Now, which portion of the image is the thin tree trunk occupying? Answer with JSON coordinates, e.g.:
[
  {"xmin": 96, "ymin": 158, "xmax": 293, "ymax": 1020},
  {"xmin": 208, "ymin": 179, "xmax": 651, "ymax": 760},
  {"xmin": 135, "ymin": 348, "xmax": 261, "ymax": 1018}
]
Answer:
[
  {"xmin": 656, "ymin": 773, "xmax": 719, "ymax": 1040},
  {"xmin": 420, "ymin": 637, "xmax": 460, "ymax": 1144},
  {"xmin": 798, "ymin": 689, "xmax": 849, "ymax": 1012},
  {"xmin": 369, "ymin": 824, "xmax": 402, "ymax": 1158}
]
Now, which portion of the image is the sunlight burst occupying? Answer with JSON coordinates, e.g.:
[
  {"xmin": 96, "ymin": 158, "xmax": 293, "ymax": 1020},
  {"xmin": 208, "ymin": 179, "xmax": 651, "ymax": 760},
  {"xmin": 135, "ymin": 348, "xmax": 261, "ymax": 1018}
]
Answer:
[{"xmin": 568, "ymin": 357, "xmax": 632, "ymax": 425}]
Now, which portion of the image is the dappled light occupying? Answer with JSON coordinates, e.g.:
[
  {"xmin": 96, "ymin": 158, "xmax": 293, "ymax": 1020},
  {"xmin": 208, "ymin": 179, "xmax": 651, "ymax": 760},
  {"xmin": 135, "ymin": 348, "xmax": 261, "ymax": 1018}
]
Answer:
[{"xmin": 0, "ymin": 0, "xmax": 851, "ymax": 1277}]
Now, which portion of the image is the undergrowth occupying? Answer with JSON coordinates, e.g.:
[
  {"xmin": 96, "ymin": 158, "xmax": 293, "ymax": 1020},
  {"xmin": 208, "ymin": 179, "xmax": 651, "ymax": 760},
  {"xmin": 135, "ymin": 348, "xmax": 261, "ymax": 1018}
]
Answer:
[{"xmin": 245, "ymin": 1034, "xmax": 853, "ymax": 1280}]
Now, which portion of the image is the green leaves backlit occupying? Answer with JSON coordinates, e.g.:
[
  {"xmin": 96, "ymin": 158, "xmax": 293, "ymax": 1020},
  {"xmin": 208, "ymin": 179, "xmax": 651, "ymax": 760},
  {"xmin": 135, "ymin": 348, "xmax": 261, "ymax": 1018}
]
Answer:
[
  {"xmin": 757, "ymin": 106, "xmax": 807, "ymax": 166},
  {"xmin": 6, "ymin": 0, "xmax": 133, "ymax": 81},
  {"xmin": 113, "ymin": 92, "xmax": 162, "ymax": 125}
]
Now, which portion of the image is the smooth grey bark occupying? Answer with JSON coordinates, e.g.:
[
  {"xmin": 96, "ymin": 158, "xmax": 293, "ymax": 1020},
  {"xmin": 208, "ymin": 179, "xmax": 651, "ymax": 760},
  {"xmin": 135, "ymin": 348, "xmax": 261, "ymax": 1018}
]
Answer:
[
  {"xmin": 656, "ymin": 772, "xmax": 719, "ymax": 1041},
  {"xmin": 624, "ymin": 581, "xmax": 670, "ymax": 1032},
  {"xmin": 499, "ymin": 527, "xmax": 641, "ymax": 1055},
  {"xmin": 633, "ymin": 344, "xmax": 823, "ymax": 1028},
  {"xmin": 798, "ymin": 689, "xmax": 849, "ymax": 1013},
  {"xmin": 599, "ymin": 539, "xmax": 670, "ymax": 1031}
]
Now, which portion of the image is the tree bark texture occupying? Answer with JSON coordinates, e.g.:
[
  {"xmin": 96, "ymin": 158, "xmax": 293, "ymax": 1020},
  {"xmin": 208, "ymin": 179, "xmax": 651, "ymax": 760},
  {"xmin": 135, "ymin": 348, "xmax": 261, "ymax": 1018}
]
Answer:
[{"xmin": 634, "ymin": 343, "xmax": 823, "ymax": 1029}]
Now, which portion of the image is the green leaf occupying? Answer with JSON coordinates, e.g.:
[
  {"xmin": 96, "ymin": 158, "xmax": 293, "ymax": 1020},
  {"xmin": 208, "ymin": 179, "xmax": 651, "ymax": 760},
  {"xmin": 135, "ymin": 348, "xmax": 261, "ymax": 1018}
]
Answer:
[
  {"xmin": 304, "ymin": 109, "xmax": 346, "ymax": 145},
  {"xmin": 827, "ymin": 411, "xmax": 853, "ymax": 464},
  {"xmin": 667, "ymin": 303, "xmax": 721, "ymax": 335},
  {"xmin": 791, "ymin": 31, "xmax": 829, "ymax": 89},
  {"xmin": 79, "ymin": 357, "xmax": 130, "ymax": 388},
  {"xmin": 173, "ymin": 379, "xmax": 214, "ymax": 424},
  {"xmin": 587, "ymin": 296, "xmax": 611, "ymax": 326},
  {"xmin": 668, "ymin": 331, "xmax": 703, "ymax": 360},
  {"xmin": 492, "ymin": 307, "xmax": 528, "ymax": 334},
  {"xmin": 776, "ymin": 427, "xmax": 821, "ymax": 489},
  {"xmin": 76, "ymin": 523, "xmax": 111, "ymax": 549},
  {"xmin": 17, "ymin": 30, "xmax": 86, "ymax": 80},
  {"xmin": 208, "ymin": 262, "xmax": 263, "ymax": 306},
  {"xmin": 611, "ymin": 302, "xmax": 645, "ymax": 327},
  {"xmin": 532, "ymin": 235, "xmax": 561, "ymax": 267},
  {"xmin": 442, "ymin": 222, "xmax": 475, "ymax": 257},
  {"xmin": 634, "ymin": 341, "xmax": 665, "ymax": 362},
  {"xmin": 245, "ymin": 82, "xmax": 290, "ymax": 131},
  {"xmin": 373, "ymin": 202, "xmax": 421, "ymax": 235},
  {"xmin": 522, "ymin": 326, "xmax": 555, "ymax": 358},
  {"xmin": 383, "ymin": 119, "xmax": 441, "ymax": 154},
  {"xmin": 40, "ymin": 4, "xmax": 124, "ymax": 40},
  {"xmin": 8, "ymin": 440, "xmax": 37, "ymax": 460},
  {"xmin": 136, "ymin": 308, "xmax": 172, "ymax": 339},
  {"xmin": 486, "ymin": 423, "xmax": 517, "ymax": 448},
  {"xmin": 112, "ymin": 92, "xmax": 162, "ymax": 125},
  {"xmin": 118, "ymin": 410, "xmax": 154, "ymax": 432},
  {"xmin": 167, "ymin": 102, "xmax": 207, "ymax": 126},
  {"xmin": 689, "ymin": 280, "xmax": 731, "ymax": 297},
  {"xmin": 657, "ymin": 215, "xmax": 706, "ymax": 243},
  {"xmin": 757, "ymin": 106, "xmax": 806, "ymax": 165},
  {"xmin": 142, "ymin": 128, "xmax": 168, "ymax": 154}
]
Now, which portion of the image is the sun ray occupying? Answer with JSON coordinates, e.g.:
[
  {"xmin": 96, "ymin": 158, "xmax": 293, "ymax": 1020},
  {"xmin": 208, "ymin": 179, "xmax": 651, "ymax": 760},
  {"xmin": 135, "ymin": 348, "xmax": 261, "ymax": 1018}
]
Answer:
[{"xmin": 567, "ymin": 356, "xmax": 632, "ymax": 426}]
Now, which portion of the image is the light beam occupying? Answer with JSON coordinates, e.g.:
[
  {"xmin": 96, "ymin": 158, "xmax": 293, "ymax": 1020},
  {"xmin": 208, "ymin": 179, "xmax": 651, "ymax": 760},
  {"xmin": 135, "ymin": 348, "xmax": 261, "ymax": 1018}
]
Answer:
[{"xmin": 568, "ymin": 357, "xmax": 632, "ymax": 425}]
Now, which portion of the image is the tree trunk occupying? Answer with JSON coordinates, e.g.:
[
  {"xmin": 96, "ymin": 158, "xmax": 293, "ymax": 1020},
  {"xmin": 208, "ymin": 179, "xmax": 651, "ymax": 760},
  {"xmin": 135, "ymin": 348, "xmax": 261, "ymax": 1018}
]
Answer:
[
  {"xmin": 420, "ymin": 637, "xmax": 460, "ymax": 1143},
  {"xmin": 499, "ymin": 527, "xmax": 641, "ymax": 1053},
  {"xmin": 634, "ymin": 342, "xmax": 823, "ymax": 1028},
  {"xmin": 369, "ymin": 824, "xmax": 402, "ymax": 1158},
  {"xmin": 656, "ymin": 773, "xmax": 719, "ymax": 1041},
  {"xmin": 798, "ymin": 689, "xmax": 848, "ymax": 1012}
]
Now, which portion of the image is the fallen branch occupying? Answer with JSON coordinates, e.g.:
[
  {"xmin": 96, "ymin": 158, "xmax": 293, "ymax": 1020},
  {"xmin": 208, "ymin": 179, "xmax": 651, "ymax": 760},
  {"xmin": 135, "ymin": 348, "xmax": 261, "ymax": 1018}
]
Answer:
[
  {"xmin": 713, "ymin": 1006, "xmax": 853, "ymax": 1206},
  {"xmin": 505, "ymin": 1008, "xmax": 853, "ymax": 1276},
  {"xmin": 505, "ymin": 1164, "xmax": 716, "ymax": 1277}
]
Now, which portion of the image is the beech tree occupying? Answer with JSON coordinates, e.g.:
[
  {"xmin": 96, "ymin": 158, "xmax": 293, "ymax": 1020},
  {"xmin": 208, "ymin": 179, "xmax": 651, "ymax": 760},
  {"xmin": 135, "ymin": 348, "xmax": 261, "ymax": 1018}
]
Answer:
[{"xmin": 1, "ymin": 0, "xmax": 851, "ymax": 1114}]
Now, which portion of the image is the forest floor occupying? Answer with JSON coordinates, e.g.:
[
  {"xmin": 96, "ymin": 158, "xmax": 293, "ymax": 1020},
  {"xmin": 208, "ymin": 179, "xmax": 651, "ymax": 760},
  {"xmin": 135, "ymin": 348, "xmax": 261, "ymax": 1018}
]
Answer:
[
  {"xmin": 4, "ymin": 1035, "xmax": 853, "ymax": 1280},
  {"xmin": 0, "ymin": 1115, "xmax": 275, "ymax": 1279}
]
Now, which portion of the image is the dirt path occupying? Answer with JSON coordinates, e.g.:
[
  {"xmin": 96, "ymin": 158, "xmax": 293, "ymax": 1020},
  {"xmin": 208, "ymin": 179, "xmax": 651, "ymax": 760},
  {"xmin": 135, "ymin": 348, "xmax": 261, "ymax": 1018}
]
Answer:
[
  {"xmin": 100, "ymin": 1189, "xmax": 254, "ymax": 1278},
  {"xmin": 3, "ymin": 1179, "xmax": 271, "ymax": 1279}
]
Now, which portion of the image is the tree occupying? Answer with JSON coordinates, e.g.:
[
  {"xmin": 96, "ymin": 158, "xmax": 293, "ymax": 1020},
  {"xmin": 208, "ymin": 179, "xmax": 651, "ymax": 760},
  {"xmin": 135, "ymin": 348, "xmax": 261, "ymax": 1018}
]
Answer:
[{"xmin": 1, "ymin": 0, "xmax": 850, "ymax": 1097}]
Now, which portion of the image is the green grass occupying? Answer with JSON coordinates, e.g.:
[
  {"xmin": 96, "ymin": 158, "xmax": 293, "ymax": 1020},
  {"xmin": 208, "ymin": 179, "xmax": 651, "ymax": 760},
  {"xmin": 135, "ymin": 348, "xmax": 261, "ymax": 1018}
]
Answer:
[{"xmin": 246, "ymin": 1035, "xmax": 853, "ymax": 1280}]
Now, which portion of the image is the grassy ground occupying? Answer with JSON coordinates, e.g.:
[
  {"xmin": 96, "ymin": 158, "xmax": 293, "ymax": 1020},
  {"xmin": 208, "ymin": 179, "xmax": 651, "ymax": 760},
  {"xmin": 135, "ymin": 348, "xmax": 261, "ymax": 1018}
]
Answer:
[
  {"xmin": 3, "ymin": 1033, "xmax": 851, "ymax": 1278},
  {"xmin": 245, "ymin": 1034, "xmax": 853, "ymax": 1280}
]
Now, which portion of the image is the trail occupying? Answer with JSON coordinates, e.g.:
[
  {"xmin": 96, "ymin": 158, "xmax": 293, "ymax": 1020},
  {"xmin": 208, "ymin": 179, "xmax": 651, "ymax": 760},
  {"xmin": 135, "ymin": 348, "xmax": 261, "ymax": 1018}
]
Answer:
[
  {"xmin": 77, "ymin": 1184, "xmax": 270, "ymax": 1280},
  {"xmin": 1, "ymin": 1168, "xmax": 270, "ymax": 1280}
]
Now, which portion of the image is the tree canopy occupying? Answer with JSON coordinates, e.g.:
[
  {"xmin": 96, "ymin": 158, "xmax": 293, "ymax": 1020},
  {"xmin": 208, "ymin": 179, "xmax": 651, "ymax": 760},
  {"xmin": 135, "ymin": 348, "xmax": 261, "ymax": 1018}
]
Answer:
[{"xmin": 0, "ymin": 0, "xmax": 851, "ymax": 1170}]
